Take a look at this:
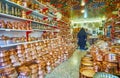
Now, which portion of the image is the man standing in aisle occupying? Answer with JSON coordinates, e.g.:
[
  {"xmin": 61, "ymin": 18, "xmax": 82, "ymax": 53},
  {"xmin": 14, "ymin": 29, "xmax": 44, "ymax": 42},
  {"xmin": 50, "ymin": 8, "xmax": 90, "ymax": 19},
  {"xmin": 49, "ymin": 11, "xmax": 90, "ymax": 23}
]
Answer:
[{"xmin": 77, "ymin": 28, "xmax": 87, "ymax": 50}]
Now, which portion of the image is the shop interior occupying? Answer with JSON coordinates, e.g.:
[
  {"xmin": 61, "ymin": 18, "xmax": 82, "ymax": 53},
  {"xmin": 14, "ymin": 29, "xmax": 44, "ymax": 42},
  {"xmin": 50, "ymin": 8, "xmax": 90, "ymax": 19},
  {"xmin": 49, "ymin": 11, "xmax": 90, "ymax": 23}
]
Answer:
[{"xmin": 0, "ymin": 0, "xmax": 120, "ymax": 78}]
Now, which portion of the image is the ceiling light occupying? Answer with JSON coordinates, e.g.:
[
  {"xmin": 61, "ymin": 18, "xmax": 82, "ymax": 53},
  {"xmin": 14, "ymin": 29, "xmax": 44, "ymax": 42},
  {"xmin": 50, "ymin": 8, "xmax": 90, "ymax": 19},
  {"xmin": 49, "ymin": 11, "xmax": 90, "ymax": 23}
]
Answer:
[
  {"xmin": 81, "ymin": 0, "xmax": 85, "ymax": 6},
  {"xmin": 81, "ymin": 10, "xmax": 85, "ymax": 13},
  {"xmin": 84, "ymin": 8, "xmax": 88, "ymax": 18}
]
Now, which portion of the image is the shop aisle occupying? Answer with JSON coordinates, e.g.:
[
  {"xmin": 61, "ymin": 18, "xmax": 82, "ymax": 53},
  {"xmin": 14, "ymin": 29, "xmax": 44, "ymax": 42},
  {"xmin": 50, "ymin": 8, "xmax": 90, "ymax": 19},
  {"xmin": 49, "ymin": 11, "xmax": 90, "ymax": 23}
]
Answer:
[{"xmin": 45, "ymin": 50, "xmax": 87, "ymax": 78}]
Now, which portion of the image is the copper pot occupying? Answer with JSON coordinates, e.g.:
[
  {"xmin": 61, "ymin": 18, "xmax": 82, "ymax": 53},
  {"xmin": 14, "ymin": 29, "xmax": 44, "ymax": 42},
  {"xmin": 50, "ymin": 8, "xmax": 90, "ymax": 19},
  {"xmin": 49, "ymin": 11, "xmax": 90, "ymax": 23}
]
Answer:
[
  {"xmin": 0, "ymin": 50, "xmax": 9, "ymax": 57},
  {"xmin": 31, "ymin": 69, "xmax": 38, "ymax": 74},
  {"xmin": 0, "ymin": 57, "xmax": 10, "ymax": 62},
  {"xmin": 17, "ymin": 49, "xmax": 25, "ymax": 54},
  {"xmin": 17, "ymin": 45, "xmax": 25, "ymax": 50},
  {"xmin": 104, "ymin": 53, "xmax": 118, "ymax": 62},
  {"xmin": 10, "ymin": 49, "xmax": 17, "ymax": 55},
  {"xmin": 17, "ymin": 53, "xmax": 23, "ymax": 57},
  {"xmin": 105, "ymin": 62, "xmax": 118, "ymax": 74},
  {"xmin": 3, "ymin": 67, "xmax": 15, "ymax": 75},
  {"xmin": 18, "ymin": 66, "xmax": 31, "ymax": 76},
  {"xmin": 0, "ymin": 60, "xmax": 11, "ymax": 66},
  {"xmin": 31, "ymin": 73, "xmax": 38, "ymax": 78},
  {"xmin": 93, "ymin": 62, "xmax": 102, "ymax": 72},
  {"xmin": 94, "ymin": 54, "xmax": 103, "ymax": 62}
]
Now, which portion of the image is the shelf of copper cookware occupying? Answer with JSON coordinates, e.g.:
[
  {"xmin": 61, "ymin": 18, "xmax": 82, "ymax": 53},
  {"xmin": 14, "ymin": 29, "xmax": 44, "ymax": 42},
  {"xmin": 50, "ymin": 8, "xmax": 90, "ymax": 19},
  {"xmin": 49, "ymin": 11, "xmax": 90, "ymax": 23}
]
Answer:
[
  {"xmin": 34, "ymin": 0, "xmax": 57, "ymax": 13},
  {"xmin": 0, "ymin": 38, "xmax": 58, "ymax": 48},
  {"xmin": 0, "ymin": 13, "xmax": 56, "ymax": 27},
  {"xmin": 5, "ymin": 0, "xmax": 51, "ymax": 18}
]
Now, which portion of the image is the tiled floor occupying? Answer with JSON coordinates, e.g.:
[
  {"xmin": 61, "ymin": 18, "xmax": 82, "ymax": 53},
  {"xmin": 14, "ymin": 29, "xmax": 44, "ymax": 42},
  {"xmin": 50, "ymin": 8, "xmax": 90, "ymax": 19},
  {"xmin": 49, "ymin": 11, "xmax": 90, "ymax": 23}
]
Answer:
[{"xmin": 45, "ymin": 50, "xmax": 87, "ymax": 78}]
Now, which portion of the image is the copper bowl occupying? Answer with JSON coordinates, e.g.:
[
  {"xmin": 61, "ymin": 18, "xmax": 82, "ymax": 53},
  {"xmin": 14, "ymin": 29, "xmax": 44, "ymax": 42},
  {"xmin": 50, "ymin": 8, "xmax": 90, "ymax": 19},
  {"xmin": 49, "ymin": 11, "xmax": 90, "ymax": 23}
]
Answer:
[
  {"xmin": 82, "ymin": 57, "xmax": 92, "ymax": 61},
  {"xmin": 0, "ymin": 61, "xmax": 11, "ymax": 66},
  {"xmin": 0, "ymin": 57, "xmax": 10, "ymax": 62},
  {"xmin": 80, "ymin": 67, "xmax": 95, "ymax": 77},
  {"xmin": 104, "ymin": 53, "xmax": 118, "ymax": 62},
  {"xmin": 3, "ymin": 67, "xmax": 15, "ymax": 75},
  {"xmin": 18, "ymin": 66, "xmax": 31, "ymax": 76},
  {"xmin": 0, "ymin": 50, "xmax": 9, "ymax": 57},
  {"xmin": 31, "ymin": 73, "xmax": 38, "ymax": 78},
  {"xmin": 16, "ymin": 45, "xmax": 25, "ymax": 50},
  {"xmin": 17, "ymin": 49, "xmax": 25, "ymax": 54}
]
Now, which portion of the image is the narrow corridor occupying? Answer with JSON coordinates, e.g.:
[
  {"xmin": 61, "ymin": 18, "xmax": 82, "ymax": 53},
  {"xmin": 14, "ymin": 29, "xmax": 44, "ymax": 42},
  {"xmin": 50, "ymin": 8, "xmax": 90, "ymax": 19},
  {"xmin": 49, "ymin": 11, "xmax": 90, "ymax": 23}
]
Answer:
[{"xmin": 45, "ymin": 50, "xmax": 87, "ymax": 78}]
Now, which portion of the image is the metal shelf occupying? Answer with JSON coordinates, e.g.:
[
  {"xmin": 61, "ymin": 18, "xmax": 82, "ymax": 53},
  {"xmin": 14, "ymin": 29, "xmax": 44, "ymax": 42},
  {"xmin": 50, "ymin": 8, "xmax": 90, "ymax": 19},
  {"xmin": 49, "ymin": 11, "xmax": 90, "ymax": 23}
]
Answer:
[
  {"xmin": 0, "ymin": 28, "xmax": 33, "ymax": 32},
  {"xmin": 0, "ymin": 65, "xmax": 11, "ymax": 69},
  {"xmin": 0, "ymin": 40, "xmax": 44, "ymax": 48},
  {"xmin": 33, "ymin": 29, "xmax": 60, "ymax": 32},
  {"xmin": 0, "ymin": 13, "xmax": 55, "ymax": 27},
  {"xmin": 5, "ymin": 0, "xmax": 32, "ymax": 11},
  {"xmin": 33, "ymin": 29, "xmax": 51, "ymax": 32},
  {"xmin": 31, "ymin": 20, "xmax": 55, "ymax": 27},
  {"xmin": 34, "ymin": 0, "xmax": 56, "ymax": 17},
  {"xmin": 0, "ymin": 38, "xmax": 58, "ymax": 48},
  {"xmin": 47, "ymin": 13, "xmax": 56, "ymax": 18},
  {"xmin": 0, "ymin": 28, "xmax": 58, "ymax": 32},
  {"xmin": 0, "ymin": 13, "xmax": 32, "ymax": 21}
]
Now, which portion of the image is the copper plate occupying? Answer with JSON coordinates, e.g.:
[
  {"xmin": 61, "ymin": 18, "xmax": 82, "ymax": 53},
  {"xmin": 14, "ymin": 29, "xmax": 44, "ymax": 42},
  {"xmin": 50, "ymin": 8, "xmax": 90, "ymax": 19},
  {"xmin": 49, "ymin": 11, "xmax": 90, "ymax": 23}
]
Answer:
[
  {"xmin": 80, "ymin": 67, "xmax": 95, "ymax": 77},
  {"xmin": 81, "ymin": 61, "xmax": 93, "ymax": 66},
  {"xmin": 82, "ymin": 57, "xmax": 92, "ymax": 61}
]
